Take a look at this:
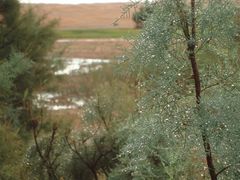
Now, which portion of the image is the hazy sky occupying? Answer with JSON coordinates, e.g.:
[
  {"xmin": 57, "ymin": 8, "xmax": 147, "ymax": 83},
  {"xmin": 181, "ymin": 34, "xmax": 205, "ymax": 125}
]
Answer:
[{"xmin": 20, "ymin": 0, "xmax": 132, "ymax": 4}]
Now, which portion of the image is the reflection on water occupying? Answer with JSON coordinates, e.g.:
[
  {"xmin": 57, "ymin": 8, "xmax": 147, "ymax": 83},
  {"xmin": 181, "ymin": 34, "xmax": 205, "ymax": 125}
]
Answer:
[
  {"xmin": 72, "ymin": 98, "xmax": 85, "ymax": 107},
  {"xmin": 55, "ymin": 58, "xmax": 110, "ymax": 75},
  {"xmin": 48, "ymin": 105, "xmax": 77, "ymax": 111}
]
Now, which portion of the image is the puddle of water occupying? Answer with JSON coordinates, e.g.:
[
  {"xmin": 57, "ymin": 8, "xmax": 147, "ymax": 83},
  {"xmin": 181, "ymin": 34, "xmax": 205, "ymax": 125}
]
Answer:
[
  {"xmin": 35, "ymin": 58, "xmax": 106, "ymax": 110},
  {"xmin": 72, "ymin": 98, "xmax": 85, "ymax": 107},
  {"xmin": 55, "ymin": 58, "xmax": 110, "ymax": 75},
  {"xmin": 34, "ymin": 92, "xmax": 86, "ymax": 110},
  {"xmin": 36, "ymin": 93, "xmax": 60, "ymax": 102},
  {"xmin": 48, "ymin": 105, "xmax": 77, "ymax": 111}
]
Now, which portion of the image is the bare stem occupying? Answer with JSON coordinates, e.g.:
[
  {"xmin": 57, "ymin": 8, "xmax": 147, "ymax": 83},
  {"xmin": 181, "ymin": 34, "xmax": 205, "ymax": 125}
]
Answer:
[
  {"xmin": 176, "ymin": 0, "xmax": 218, "ymax": 179},
  {"xmin": 32, "ymin": 124, "xmax": 59, "ymax": 180}
]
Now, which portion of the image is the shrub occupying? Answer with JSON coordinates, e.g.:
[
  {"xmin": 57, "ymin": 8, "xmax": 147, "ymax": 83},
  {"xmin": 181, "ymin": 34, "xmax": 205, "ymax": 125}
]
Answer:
[{"xmin": 111, "ymin": 0, "xmax": 240, "ymax": 179}]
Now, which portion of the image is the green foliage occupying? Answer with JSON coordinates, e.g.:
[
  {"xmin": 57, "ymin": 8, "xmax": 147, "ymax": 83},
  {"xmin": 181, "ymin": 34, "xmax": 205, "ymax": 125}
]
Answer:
[
  {"xmin": 132, "ymin": 1, "xmax": 155, "ymax": 28},
  {"xmin": 111, "ymin": 0, "xmax": 240, "ymax": 179},
  {"xmin": 57, "ymin": 28, "xmax": 139, "ymax": 39},
  {"xmin": 84, "ymin": 80, "xmax": 135, "ymax": 129},
  {"xmin": 23, "ymin": 62, "xmax": 137, "ymax": 179},
  {"xmin": 65, "ymin": 64, "xmax": 136, "ymax": 179},
  {"xmin": 0, "ymin": 0, "xmax": 20, "ymax": 26},
  {"xmin": 2, "ymin": 0, "xmax": 240, "ymax": 179},
  {"xmin": 0, "ymin": 1, "xmax": 61, "ymax": 178},
  {"xmin": 25, "ymin": 131, "xmax": 72, "ymax": 179},
  {"xmin": 0, "ymin": 0, "xmax": 58, "ymax": 125},
  {"xmin": 0, "ymin": 124, "xmax": 25, "ymax": 179},
  {"xmin": 0, "ymin": 52, "xmax": 31, "ymax": 96},
  {"xmin": 0, "ymin": 52, "xmax": 31, "ymax": 125},
  {"xmin": 69, "ymin": 154, "xmax": 96, "ymax": 180},
  {"xmin": 66, "ymin": 129, "xmax": 119, "ymax": 180}
]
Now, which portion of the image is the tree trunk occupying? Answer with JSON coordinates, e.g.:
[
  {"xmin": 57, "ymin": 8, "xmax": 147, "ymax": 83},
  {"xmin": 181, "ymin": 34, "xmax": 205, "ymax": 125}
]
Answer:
[{"xmin": 188, "ymin": 1, "xmax": 217, "ymax": 179}]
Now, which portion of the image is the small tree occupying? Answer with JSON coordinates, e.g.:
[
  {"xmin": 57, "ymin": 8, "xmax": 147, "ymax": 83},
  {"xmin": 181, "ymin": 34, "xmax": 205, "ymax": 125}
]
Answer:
[
  {"xmin": 111, "ymin": 0, "xmax": 240, "ymax": 179},
  {"xmin": 0, "ymin": 0, "xmax": 57, "ymax": 126},
  {"xmin": 25, "ymin": 122, "xmax": 72, "ymax": 180},
  {"xmin": 65, "ymin": 66, "xmax": 136, "ymax": 180}
]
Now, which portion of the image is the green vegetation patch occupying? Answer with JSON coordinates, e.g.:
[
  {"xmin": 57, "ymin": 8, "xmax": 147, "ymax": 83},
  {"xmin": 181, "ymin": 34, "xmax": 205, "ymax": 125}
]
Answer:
[{"xmin": 57, "ymin": 28, "xmax": 139, "ymax": 39}]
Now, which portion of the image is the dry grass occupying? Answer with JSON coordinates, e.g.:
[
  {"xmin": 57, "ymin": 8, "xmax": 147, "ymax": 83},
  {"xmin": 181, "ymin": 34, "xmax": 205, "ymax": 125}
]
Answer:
[
  {"xmin": 47, "ymin": 109, "xmax": 83, "ymax": 129},
  {"xmin": 54, "ymin": 39, "xmax": 133, "ymax": 59},
  {"xmin": 23, "ymin": 3, "xmax": 137, "ymax": 29}
]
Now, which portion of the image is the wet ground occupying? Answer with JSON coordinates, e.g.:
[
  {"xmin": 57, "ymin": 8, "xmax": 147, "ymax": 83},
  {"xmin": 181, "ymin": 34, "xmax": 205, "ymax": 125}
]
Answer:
[
  {"xmin": 35, "ymin": 38, "xmax": 132, "ymax": 128},
  {"xmin": 35, "ymin": 58, "xmax": 110, "ymax": 110}
]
